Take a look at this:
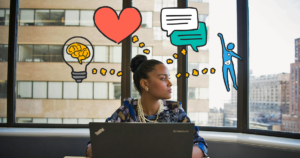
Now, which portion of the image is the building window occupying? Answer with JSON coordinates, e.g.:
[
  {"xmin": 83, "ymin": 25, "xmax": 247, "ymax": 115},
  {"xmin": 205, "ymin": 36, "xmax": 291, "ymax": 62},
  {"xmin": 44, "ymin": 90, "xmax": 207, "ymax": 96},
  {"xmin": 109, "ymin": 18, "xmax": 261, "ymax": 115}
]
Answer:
[
  {"xmin": 109, "ymin": 82, "xmax": 121, "ymax": 99},
  {"xmin": 65, "ymin": 10, "xmax": 80, "ymax": 26},
  {"xmin": 49, "ymin": 45, "xmax": 64, "ymax": 62},
  {"xmin": 17, "ymin": 81, "xmax": 32, "ymax": 98},
  {"xmin": 0, "ymin": 45, "xmax": 8, "ymax": 62},
  {"xmin": 141, "ymin": 12, "xmax": 152, "ymax": 28},
  {"xmin": 154, "ymin": 0, "xmax": 177, "ymax": 12},
  {"xmin": 63, "ymin": 82, "xmax": 78, "ymax": 99},
  {"xmin": 48, "ymin": 82, "xmax": 62, "ymax": 99},
  {"xmin": 49, "ymin": 10, "xmax": 65, "ymax": 26},
  {"xmin": 33, "ymin": 45, "xmax": 49, "ymax": 62},
  {"xmin": 20, "ymin": 10, "xmax": 35, "ymax": 26},
  {"xmin": 33, "ymin": 82, "xmax": 47, "ymax": 98},
  {"xmin": 94, "ymin": 82, "xmax": 108, "ymax": 99},
  {"xmin": 94, "ymin": 46, "xmax": 108, "ymax": 62},
  {"xmin": 35, "ymin": 10, "xmax": 50, "ymax": 26},
  {"xmin": 0, "ymin": 81, "xmax": 7, "ymax": 98},
  {"xmin": 19, "ymin": 45, "xmax": 33, "ymax": 62},
  {"xmin": 80, "ymin": 10, "xmax": 94, "ymax": 26},
  {"xmin": 109, "ymin": 46, "xmax": 122, "ymax": 63},
  {"xmin": 153, "ymin": 27, "xmax": 169, "ymax": 41},
  {"xmin": 78, "ymin": 82, "xmax": 93, "ymax": 99},
  {"xmin": 198, "ymin": 14, "xmax": 208, "ymax": 22},
  {"xmin": 0, "ymin": 9, "xmax": 5, "ymax": 25}
]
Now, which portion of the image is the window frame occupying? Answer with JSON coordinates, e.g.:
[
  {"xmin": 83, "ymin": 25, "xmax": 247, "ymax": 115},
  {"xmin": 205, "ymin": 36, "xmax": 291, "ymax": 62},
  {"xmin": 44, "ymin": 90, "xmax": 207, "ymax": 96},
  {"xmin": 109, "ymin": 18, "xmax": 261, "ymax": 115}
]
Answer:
[{"xmin": 2, "ymin": 0, "xmax": 300, "ymax": 139}]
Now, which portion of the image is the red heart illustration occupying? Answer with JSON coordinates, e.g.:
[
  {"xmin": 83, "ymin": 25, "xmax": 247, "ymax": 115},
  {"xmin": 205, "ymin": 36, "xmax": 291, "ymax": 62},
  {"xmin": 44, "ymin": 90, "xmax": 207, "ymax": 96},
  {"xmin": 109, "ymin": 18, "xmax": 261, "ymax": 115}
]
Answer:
[{"xmin": 94, "ymin": 6, "xmax": 142, "ymax": 44}]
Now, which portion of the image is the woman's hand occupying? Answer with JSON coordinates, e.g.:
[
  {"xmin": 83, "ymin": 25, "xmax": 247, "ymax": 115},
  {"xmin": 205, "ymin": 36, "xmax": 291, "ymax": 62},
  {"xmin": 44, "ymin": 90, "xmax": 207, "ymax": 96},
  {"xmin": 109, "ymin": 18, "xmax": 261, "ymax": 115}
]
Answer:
[
  {"xmin": 86, "ymin": 144, "xmax": 93, "ymax": 158},
  {"xmin": 192, "ymin": 146, "xmax": 204, "ymax": 158}
]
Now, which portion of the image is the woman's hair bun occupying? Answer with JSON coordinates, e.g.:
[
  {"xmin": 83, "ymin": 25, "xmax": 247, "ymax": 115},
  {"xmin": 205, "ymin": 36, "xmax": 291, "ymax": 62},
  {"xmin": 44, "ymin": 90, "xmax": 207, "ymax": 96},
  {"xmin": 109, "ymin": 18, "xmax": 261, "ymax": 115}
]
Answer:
[{"xmin": 130, "ymin": 55, "xmax": 147, "ymax": 73}]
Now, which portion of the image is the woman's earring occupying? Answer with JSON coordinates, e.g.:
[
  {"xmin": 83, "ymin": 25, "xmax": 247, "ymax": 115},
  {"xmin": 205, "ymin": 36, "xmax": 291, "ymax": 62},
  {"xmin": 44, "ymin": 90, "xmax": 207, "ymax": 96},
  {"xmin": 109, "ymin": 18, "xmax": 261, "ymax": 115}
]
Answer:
[{"xmin": 145, "ymin": 87, "xmax": 149, "ymax": 91}]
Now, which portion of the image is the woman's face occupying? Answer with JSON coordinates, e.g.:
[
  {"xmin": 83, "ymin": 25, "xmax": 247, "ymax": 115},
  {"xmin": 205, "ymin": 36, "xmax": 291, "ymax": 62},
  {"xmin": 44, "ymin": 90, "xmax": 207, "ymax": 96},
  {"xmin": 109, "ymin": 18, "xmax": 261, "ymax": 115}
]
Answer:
[{"xmin": 145, "ymin": 63, "xmax": 172, "ymax": 99}]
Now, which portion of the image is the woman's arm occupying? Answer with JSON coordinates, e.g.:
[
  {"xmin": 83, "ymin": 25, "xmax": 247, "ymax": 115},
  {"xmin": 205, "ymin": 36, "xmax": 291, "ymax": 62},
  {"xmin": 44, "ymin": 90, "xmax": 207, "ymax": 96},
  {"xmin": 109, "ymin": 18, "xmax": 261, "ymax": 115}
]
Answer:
[{"xmin": 177, "ymin": 105, "xmax": 209, "ymax": 157}]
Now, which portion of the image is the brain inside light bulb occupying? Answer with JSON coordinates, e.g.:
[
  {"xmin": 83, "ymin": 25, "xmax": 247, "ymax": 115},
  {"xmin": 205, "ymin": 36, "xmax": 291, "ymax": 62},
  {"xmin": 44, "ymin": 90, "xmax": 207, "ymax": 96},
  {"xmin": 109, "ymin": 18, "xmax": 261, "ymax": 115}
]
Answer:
[{"xmin": 67, "ymin": 42, "xmax": 90, "ymax": 64}]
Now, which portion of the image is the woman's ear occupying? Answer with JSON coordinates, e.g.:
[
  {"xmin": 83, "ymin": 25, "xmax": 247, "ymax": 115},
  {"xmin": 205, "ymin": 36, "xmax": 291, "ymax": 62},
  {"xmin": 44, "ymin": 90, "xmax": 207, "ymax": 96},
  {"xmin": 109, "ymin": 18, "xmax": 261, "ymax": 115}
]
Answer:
[{"xmin": 140, "ymin": 79, "xmax": 148, "ymax": 90}]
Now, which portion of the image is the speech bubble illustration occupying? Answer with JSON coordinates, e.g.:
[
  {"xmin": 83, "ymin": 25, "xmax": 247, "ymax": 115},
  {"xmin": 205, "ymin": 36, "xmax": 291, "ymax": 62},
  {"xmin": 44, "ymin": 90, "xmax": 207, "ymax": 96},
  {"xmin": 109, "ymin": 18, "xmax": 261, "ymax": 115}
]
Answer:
[
  {"xmin": 161, "ymin": 8, "xmax": 198, "ymax": 36},
  {"xmin": 170, "ymin": 22, "xmax": 207, "ymax": 52}
]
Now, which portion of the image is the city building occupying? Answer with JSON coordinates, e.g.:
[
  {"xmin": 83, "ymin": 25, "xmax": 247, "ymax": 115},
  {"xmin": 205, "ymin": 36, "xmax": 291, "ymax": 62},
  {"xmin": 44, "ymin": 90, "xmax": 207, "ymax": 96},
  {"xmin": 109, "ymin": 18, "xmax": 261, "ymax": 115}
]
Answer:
[
  {"xmin": 208, "ymin": 108, "xmax": 224, "ymax": 127},
  {"xmin": 0, "ymin": 0, "xmax": 210, "ymax": 124},
  {"xmin": 224, "ymin": 73, "xmax": 290, "ymax": 130},
  {"xmin": 282, "ymin": 37, "xmax": 300, "ymax": 132},
  {"xmin": 249, "ymin": 73, "xmax": 289, "ymax": 131}
]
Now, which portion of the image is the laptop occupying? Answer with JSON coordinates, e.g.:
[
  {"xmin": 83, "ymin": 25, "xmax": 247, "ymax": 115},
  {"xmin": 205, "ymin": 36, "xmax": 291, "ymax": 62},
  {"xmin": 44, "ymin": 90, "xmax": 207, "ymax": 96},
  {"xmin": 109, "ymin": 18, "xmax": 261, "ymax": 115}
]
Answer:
[{"xmin": 89, "ymin": 122, "xmax": 195, "ymax": 158}]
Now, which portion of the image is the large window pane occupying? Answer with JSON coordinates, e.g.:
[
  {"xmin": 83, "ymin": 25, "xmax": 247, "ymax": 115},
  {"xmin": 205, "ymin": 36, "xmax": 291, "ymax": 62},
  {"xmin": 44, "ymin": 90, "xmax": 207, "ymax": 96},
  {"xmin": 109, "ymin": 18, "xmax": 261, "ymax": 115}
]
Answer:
[
  {"xmin": 249, "ymin": 0, "xmax": 300, "ymax": 133},
  {"xmin": 16, "ymin": 0, "xmax": 122, "ymax": 124},
  {"xmin": 20, "ymin": 10, "xmax": 34, "ymax": 26},
  {"xmin": 0, "ymin": 9, "xmax": 4, "ymax": 25},
  {"xmin": 80, "ymin": 10, "xmax": 94, "ymax": 26},
  {"xmin": 187, "ymin": 0, "xmax": 234, "ymax": 127},
  {"xmin": 65, "ymin": 10, "xmax": 79, "ymax": 26},
  {"xmin": 35, "ymin": 10, "xmax": 50, "ymax": 26}
]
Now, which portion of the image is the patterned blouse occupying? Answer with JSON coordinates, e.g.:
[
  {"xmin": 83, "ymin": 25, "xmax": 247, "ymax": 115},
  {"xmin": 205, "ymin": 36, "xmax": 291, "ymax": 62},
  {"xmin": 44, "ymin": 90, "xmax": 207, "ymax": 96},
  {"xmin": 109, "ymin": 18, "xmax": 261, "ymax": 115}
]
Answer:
[{"xmin": 103, "ymin": 98, "xmax": 209, "ymax": 156}]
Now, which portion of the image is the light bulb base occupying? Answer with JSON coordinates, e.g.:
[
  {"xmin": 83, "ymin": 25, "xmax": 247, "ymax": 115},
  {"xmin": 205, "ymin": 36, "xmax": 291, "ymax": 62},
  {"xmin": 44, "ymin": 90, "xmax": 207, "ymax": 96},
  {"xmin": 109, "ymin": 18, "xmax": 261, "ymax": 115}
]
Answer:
[{"xmin": 72, "ymin": 71, "xmax": 87, "ymax": 83}]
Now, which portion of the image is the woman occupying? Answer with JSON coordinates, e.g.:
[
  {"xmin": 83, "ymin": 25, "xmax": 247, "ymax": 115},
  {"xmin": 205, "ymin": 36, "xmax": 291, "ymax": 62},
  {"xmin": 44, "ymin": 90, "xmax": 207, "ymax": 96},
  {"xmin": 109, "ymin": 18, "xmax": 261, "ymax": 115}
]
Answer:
[{"xmin": 86, "ymin": 55, "xmax": 208, "ymax": 158}]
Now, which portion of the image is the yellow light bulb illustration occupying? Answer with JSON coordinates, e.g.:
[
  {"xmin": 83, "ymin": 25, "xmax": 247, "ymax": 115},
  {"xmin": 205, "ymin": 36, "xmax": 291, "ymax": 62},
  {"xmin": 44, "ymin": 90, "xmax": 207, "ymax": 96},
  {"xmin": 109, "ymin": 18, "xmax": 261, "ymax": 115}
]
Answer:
[{"xmin": 67, "ymin": 42, "xmax": 90, "ymax": 64}]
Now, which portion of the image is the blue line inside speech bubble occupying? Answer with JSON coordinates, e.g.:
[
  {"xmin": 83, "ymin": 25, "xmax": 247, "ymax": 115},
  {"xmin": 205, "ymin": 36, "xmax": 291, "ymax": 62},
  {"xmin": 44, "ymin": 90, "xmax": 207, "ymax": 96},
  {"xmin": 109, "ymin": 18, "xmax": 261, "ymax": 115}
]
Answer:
[{"xmin": 170, "ymin": 22, "xmax": 207, "ymax": 52}]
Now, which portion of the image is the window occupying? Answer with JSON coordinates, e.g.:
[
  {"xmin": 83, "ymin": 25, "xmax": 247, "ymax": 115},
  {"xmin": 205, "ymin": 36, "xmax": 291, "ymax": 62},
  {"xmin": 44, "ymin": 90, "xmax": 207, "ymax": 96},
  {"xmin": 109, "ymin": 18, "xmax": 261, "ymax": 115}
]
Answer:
[
  {"xmin": 249, "ymin": 0, "xmax": 300, "ymax": 133},
  {"xmin": 20, "ymin": 10, "xmax": 34, "ymax": 26},
  {"xmin": 80, "ymin": 10, "xmax": 94, "ymax": 26},
  {"xmin": 33, "ymin": 45, "xmax": 49, "ymax": 62},
  {"xmin": 141, "ymin": 12, "xmax": 152, "ymax": 28},
  {"xmin": 94, "ymin": 46, "xmax": 108, "ymax": 62},
  {"xmin": 65, "ymin": 10, "xmax": 79, "ymax": 26},
  {"xmin": 35, "ymin": 10, "xmax": 50, "ymax": 26},
  {"xmin": 63, "ymin": 82, "xmax": 78, "ymax": 99},
  {"xmin": 0, "ymin": 45, "xmax": 8, "ymax": 62},
  {"xmin": 78, "ymin": 82, "xmax": 93, "ymax": 99},
  {"xmin": 48, "ymin": 82, "xmax": 62, "ymax": 99},
  {"xmin": 109, "ymin": 46, "xmax": 122, "ymax": 63},
  {"xmin": 19, "ymin": 45, "xmax": 33, "ymax": 62},
  {"xmin": 17, "ymin": 81, "xmax": 32, "ymax": 98},
  {"xmin": 109, "ymin": 83, "xmax": 121, "ymax": 99},
  {"xmin": 49, "ymin": 45, "xmax": 64, "ymax": 62},
  {"xmin": 187, "ymin": 0, "xmax": 235, "ymax": 127},
  {"xmin": 94, "ymin": 82, "xmax": 108, "ymax": 99},
  {"xmin": 0, "ymin": 81, "xmax": 7, "ymax": 98},
  {"xmin": 49, "ymin": 10, "xmax": 65, "ymax": 26},
  {"xmin": 154, "ymin": 0, "xmax": 177, "ymax": 12},
  {"xmin": 33, "ymin": 82, "xmax": 47, "ymax": 98}
]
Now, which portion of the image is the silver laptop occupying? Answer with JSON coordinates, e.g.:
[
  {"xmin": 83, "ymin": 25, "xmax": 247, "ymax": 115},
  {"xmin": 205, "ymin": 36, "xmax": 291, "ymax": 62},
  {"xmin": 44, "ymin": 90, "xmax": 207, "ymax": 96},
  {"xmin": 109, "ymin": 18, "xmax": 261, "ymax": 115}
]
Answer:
[{"xmin": 89, "ymin": 122, "xmax": 194, "ymax": 158}]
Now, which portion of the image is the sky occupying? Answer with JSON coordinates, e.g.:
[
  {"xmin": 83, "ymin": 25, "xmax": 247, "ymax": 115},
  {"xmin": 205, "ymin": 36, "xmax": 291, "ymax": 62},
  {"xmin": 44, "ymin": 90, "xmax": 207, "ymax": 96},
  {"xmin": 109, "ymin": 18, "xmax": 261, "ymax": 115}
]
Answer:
[{"xmin": 203, "ymin": 0, "xmax": 300, "ymax": 109}]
